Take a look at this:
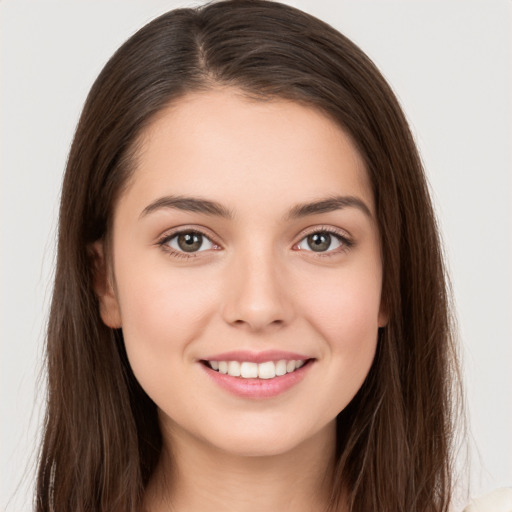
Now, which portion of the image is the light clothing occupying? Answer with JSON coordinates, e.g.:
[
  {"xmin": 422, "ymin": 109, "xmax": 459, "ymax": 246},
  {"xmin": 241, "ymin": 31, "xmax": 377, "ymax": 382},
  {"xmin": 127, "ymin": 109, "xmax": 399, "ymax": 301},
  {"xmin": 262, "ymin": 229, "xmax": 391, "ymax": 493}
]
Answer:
[{"xmin": 464, "ymin": 488, "xmax": 512, "ymax": 512}]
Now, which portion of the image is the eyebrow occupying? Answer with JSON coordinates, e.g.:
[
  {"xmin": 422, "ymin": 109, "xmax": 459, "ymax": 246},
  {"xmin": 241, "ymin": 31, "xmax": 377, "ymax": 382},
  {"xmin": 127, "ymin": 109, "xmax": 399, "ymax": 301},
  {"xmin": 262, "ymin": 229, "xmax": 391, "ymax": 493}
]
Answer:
[
  {"xmin": 139, "ymin": 194, "xmax": 372, "ymax": 220},
  {"xmin": 286, "ymin": 195, "xmax": 372, "ymax": 220},
  {"xmin": 140, "ymin": 195, "xmax": 234, "ymax": 219}
]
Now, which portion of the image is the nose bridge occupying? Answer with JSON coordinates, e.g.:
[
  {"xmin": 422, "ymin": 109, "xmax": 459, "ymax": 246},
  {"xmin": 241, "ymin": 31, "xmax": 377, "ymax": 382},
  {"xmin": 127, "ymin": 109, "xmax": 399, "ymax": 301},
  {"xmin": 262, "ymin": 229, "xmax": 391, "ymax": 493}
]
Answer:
[{"xmin": 222, "ymin": 242, "xmax": 291, "ymax": 331}]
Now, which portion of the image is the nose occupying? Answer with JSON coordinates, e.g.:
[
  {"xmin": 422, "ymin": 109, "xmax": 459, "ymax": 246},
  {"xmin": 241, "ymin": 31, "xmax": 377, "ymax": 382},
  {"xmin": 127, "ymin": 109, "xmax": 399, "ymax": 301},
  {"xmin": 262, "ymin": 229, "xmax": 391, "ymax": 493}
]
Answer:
[{"xmin": 221, "ymin": 247, "xmax": 293, "ymax": 332}]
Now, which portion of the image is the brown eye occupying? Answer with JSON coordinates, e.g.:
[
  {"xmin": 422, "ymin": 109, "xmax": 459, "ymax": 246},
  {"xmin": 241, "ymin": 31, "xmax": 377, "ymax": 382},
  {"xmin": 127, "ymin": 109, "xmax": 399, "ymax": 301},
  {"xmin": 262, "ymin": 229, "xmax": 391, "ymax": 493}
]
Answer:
[
  {"xmin": 177, "ymin": 232, "xmax": 202, "ymax": 252},
  {"xmin": 167, "ymin": 231, "xmax": 214, "ymax": 253},
  {"xmin": 296, "ymin": 231, "xmax": 345, "ymax": 253},
  {"xmin": 307, "ymin": 233, "xmax": 331, "ymax": 252}
]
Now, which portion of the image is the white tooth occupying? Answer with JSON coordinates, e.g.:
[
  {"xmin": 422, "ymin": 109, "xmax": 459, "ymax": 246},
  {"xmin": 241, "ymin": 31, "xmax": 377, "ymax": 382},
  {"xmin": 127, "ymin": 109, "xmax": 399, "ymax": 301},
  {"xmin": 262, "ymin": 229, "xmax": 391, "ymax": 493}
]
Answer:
[
  {"xmin": 210, "ymin": 361, "xmax": 219, "ymax": 371},
  {"xmin": 286, "ymin": 360, "xmax": 297, "ymax": 373},
  {"xmin": 275, "ymin": 360, "xmax": 287, "ymax": 376},
  {"xmin": 227, "ymin": 361, "xmax": 241, "ymax": 377},
  {"xmin": 218, "ymin": 361, "xmax": 228, "ymax": 374},
  {"xmin": 258, "ymin": 361, "xmax": 276, "ymax": 379},
  {"xmin": 240, "ymin": 362, "xmax": 258, "ymax": 378},
  {"xmin": 296, "ymin": 360, "xmax": 304, "ymax": 368}
]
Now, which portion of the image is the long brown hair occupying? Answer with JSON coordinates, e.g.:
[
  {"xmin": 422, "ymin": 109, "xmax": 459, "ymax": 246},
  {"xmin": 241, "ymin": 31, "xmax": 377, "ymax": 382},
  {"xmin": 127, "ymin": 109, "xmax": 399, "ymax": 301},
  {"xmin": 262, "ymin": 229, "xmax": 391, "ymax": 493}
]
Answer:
[{"xmin": 36, "ymin": 1, "xmax": 461, "ymax": 511}]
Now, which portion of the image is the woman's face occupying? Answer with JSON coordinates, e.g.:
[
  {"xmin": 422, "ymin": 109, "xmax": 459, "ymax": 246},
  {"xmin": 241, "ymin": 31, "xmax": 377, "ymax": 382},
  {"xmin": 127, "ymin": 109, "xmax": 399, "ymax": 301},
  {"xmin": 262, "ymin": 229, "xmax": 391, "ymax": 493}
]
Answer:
[{"xmin": 97, "ymin": 88, "xmax": 386, "ymax": 457}]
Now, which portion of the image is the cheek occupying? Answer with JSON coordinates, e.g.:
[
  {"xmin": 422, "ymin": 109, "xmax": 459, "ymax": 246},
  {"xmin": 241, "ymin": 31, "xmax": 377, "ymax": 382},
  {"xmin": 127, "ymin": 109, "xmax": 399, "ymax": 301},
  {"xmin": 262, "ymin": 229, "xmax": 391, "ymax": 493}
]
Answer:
[
  {"xmin": 296, "ymin": 265, "xmax": 381, "ymax": 389},
  {"xmin": 300, "ymin": 266, "xmax": 382, "ymax": 341},
  {"xmin": 113, "ymin": 263, "xmax": 218, "ymax": 380},
  {"xmin": 118, "ymin": 257, "xmax": 217, "ymax": 327}
]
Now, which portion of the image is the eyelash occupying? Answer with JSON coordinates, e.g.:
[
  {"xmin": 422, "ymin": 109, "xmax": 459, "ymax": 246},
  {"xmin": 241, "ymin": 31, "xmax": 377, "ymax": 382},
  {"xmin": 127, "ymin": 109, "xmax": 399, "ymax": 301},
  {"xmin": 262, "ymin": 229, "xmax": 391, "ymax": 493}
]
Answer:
[
  {"xmin": 157, "ymin": 229, "xmax": 219, "ymax": 260},
  {"xmin": 295, "ymin": 226, "xmax": 354, "ymax": 257},
  {"xmin": 157, "ymin": 226, "xmax": 354, "ymax": 260}
]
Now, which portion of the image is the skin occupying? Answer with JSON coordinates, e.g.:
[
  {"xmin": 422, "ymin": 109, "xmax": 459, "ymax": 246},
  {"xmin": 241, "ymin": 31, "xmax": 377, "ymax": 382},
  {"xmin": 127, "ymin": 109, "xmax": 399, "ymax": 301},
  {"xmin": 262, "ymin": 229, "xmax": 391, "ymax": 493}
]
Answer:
[{"xmin": 95, "ymin": 88, "xmax": 387, "ymax": 512}]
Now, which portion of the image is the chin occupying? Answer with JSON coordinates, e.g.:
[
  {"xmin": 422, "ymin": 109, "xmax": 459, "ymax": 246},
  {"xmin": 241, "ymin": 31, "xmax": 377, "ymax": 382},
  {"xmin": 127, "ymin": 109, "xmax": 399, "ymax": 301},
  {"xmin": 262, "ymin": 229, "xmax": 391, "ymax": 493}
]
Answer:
[
  {"xmin": 198, "ymin": 416, "xmax": 334, "ymax": 459},
  {"xmin": 209, "ymin": 433, "xmax": 305, "ymax": 458}
]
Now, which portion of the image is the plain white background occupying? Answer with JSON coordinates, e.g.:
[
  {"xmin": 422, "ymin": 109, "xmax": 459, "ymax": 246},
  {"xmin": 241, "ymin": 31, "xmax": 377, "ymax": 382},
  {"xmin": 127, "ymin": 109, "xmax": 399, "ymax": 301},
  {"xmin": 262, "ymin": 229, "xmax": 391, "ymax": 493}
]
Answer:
[{"xmin": 1, "ymin": 1, "xmax": 510, "ymax": 510}]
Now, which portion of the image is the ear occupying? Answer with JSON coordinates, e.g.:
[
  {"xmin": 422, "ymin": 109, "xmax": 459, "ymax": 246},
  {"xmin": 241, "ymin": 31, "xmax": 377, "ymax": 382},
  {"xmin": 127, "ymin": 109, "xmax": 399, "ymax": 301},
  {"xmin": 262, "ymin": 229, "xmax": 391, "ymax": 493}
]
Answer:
[
  {"xmin": 378, "ymin": 296, "xmax": 389, "ymax": 328},
  {"xmin": 89, "ymin": 241, "xmax": 122, "ymax": 328}
]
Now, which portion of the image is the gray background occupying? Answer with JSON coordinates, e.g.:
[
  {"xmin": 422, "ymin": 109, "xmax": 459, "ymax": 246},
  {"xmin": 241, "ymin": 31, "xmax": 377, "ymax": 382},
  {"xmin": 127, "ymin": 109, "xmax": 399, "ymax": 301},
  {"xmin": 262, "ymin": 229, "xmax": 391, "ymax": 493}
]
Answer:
[{"xmin": 1, "ymin": 1, "xmax": 511, "ymax": 510}]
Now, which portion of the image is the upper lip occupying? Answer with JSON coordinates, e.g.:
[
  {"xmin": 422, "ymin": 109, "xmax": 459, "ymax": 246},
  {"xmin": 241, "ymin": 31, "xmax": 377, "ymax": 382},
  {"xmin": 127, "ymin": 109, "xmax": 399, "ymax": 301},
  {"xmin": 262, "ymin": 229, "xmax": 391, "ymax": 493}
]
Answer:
[{"xmin": 200, "ymin": 350, "xmax": 312, "ymax": 364}]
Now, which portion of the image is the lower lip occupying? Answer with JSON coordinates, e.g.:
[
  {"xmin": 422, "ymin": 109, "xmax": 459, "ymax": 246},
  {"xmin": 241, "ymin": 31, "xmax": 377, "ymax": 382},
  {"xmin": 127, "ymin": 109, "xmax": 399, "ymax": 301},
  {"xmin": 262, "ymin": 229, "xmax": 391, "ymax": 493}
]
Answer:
[{"xmin": 199, "ymin": 360, "xmax": 314, "ymax": 399}]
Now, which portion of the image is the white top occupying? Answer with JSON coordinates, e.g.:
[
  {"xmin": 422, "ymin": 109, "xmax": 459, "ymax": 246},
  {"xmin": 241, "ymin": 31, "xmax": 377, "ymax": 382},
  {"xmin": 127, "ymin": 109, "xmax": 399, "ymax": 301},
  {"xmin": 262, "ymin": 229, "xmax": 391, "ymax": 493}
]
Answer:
[{"xmin": 463, "ymin": 488, "xmax": 512, "ymax": 512}]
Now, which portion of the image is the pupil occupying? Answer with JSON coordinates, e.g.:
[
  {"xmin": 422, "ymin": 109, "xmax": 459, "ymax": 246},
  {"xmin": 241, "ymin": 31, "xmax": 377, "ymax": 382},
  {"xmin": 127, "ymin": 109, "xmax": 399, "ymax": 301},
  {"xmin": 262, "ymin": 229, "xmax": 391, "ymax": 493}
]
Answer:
[
  {"xmin": 178, "ymin": 232, "xmax": 202, "ymax": 252},
  {"xmin": 308, "ymin": 233, "xmax": 330, "ymax": 252}
]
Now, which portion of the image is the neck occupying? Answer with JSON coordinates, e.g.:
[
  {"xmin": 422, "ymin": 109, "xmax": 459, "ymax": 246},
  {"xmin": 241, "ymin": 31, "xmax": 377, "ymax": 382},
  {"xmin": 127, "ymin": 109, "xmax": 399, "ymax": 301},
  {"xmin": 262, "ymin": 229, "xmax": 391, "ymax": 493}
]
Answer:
[{"xmin": 144, "ymin": 420, "xmax": 339, "ymax": 512}]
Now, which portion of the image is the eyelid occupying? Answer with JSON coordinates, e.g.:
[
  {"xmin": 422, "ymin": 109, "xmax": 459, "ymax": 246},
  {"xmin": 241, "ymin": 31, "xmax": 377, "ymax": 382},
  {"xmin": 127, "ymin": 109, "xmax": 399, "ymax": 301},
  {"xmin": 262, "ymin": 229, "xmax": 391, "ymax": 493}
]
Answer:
[
  {"xmin": 155, "ymin": 224, "xmax": 354, "ymax": 260},
  {"xmin": 156, "ymin": 225, "xmax": 223, "ymax": 259},
  {"xmin": 293, "ymin": 225, "xmax": 354, "ymax": 254},
  {"xmin": 156, "ymin": 225, "xmax": 222, "ymax": 244}
]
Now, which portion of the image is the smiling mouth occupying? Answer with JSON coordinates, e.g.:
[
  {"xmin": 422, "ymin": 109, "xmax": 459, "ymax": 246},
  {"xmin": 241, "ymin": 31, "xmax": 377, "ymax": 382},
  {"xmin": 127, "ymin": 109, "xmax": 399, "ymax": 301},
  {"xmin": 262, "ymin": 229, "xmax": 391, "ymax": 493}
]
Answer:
[{"xmin": 201, "ymin": 359, "xmax": 314, "ymax": 379}]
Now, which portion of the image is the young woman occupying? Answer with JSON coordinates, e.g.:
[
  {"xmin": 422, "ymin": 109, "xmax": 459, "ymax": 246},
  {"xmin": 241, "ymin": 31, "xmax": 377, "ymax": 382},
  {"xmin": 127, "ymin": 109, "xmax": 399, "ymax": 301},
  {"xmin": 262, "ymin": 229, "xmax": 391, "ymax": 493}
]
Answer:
[{"xmin": 36, "ymin": 1, "xmax": 463, "ymax": 511}]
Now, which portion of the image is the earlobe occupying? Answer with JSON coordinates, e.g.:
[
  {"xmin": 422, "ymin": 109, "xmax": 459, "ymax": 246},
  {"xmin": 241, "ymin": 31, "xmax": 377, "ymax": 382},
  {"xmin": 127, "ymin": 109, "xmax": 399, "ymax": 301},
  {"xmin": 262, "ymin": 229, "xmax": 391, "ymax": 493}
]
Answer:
[
  {"xmin": 378, "ymin": 311, "xmax": 389, "ymax": 328},
  {"xmin": 90, "ymin": 241, "xmax": 122, "ymax": 329},
  {"xmin": 378, "ymin": 298, "xmax": 389, "ymax": 328}
]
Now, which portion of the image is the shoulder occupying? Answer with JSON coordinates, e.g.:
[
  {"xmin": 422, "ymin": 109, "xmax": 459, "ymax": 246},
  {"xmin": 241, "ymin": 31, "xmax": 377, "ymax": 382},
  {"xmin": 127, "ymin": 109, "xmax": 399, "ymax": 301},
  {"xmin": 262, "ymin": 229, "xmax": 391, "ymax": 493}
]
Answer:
[{"xmin": 463, "ymin": 488, "xmax": 512, "ymax": 512}]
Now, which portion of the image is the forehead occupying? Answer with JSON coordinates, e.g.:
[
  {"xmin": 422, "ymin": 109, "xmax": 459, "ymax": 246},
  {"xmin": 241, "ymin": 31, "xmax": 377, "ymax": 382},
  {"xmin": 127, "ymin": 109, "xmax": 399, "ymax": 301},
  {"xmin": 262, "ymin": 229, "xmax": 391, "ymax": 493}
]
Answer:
[{"xmin": 120, "ymin": 88, "xmax": 374, "ymax": 219}]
